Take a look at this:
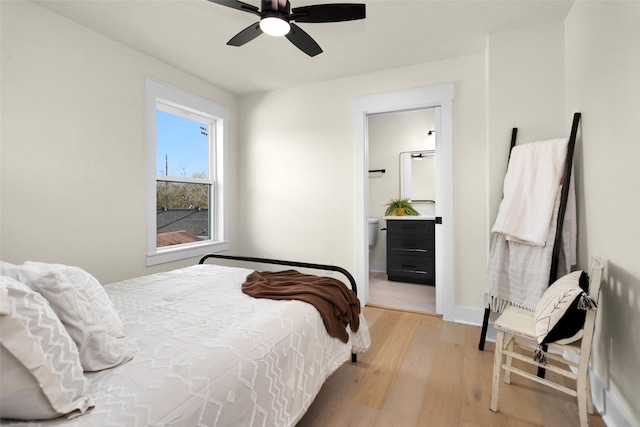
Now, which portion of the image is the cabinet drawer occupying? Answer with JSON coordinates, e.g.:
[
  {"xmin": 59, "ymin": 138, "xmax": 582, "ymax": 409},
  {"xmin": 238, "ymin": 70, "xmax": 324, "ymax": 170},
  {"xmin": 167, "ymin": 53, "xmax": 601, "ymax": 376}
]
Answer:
[
  {"xmin": 387, "ymin": 235, "xmax": 434, "ymax": 255},
  {"xmin": 387, "ymin": 254, "xmax": 435, "ymax": 284},
  {"xmin": 387, "ymin": 254, "xmax": 433, "ymax": 275},
  {"xmin": 386, "ymin": 220, "xmax": 434, "ymax": 236}
]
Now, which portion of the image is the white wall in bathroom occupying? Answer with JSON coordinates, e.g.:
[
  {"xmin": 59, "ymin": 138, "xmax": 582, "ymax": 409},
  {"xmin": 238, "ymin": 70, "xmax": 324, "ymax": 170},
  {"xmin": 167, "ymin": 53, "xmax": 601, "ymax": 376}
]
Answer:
[{"xmin": 367, "ymin": 109, "xmax": 436, "ymax": 272}]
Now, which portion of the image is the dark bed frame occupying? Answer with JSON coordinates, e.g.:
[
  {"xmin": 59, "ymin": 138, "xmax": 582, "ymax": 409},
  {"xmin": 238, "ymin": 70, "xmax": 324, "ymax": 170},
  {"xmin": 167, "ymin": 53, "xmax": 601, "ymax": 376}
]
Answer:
[{"xmin": 199, "ymin": 253, "xmax": 359, "ymax": 362}]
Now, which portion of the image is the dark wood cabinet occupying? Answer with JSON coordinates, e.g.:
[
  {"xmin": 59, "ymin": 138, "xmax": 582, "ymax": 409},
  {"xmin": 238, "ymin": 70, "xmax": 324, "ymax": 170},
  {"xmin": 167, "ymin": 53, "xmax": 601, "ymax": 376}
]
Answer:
[{"xmin": 386, "ymin": 219, "xmax": 435, "ymax": 285}]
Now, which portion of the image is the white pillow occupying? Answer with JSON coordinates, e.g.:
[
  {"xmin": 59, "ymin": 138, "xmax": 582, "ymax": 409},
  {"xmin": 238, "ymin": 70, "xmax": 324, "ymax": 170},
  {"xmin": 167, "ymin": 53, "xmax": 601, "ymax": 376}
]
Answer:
[
  {"xmin": 0, "ymin": 276, "xmax": 94, "ymax": 420},
  {"xmin": 534, "ymin": 270, "xmax": 593, "ymax": 346},
  {"xmin": 1, "ymin": 263, "xmax": 135, "ymax": 371},
  {"xmin": 25, "ymin": 261, "xmax": 125, "ymax": 338}
]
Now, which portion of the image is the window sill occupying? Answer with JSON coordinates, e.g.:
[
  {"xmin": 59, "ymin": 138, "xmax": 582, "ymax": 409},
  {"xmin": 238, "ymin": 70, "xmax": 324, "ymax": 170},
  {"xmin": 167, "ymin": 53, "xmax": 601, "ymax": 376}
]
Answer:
[{"xmin": 146, "ymin": 240, "xmax": 230, "ymax": 266}]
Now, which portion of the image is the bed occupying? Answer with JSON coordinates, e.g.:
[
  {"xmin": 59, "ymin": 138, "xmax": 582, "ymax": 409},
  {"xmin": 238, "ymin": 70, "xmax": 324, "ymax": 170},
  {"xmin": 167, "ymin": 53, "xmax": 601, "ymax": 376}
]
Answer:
[{"xmin": 0, "ymin": 255, "xmax": 370, "ymax": 426}]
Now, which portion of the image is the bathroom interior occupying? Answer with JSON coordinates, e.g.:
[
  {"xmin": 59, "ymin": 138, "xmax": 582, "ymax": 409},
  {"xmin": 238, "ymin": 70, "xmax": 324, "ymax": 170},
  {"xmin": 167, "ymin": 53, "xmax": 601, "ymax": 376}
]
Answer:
[{"xmin": 368, "ymin": 108, "xmax": 438, "ymax": 315}]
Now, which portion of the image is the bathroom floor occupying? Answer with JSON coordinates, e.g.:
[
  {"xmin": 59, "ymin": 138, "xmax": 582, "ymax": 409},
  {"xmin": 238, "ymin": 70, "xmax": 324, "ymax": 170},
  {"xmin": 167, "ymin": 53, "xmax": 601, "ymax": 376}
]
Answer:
[{"xmin": 368, "ymin": 271, "xmax": 437, "ymax": 315}]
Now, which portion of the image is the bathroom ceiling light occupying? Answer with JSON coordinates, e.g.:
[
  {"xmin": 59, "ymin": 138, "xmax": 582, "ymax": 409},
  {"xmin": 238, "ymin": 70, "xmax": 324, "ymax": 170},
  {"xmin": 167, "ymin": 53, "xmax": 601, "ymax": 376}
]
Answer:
[{"xmin": 260, "ymin": 16, "xmax": 291, "ymax": 37}]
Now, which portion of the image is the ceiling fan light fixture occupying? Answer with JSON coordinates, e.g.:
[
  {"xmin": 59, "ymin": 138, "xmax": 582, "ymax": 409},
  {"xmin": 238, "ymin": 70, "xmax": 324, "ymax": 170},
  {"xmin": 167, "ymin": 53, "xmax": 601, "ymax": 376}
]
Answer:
[{"xmin": 260, "ymin": 16, "xmax": 290, "ymax": 37}]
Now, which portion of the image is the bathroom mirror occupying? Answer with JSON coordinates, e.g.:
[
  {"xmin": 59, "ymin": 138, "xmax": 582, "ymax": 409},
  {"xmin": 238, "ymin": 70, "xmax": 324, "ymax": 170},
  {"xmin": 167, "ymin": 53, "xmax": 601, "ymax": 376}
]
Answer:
[{"xmin": 400, "ymin": 150, "xmax": 435, "ymax": 203}]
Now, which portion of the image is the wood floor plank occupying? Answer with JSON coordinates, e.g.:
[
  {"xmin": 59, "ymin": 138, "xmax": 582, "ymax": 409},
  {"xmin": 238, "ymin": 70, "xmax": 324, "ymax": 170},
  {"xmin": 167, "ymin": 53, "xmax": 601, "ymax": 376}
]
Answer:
[
  {"xmin": 354, "ymin": 308, "xmax": 400, "ymax": 366},
  {"xmin": 361, "ymin": 305, "xmax": 384, "ymax": 328},
  {"xmin": 296, "ymin": 362, "xmax": 367, "ymax": 427},
  {"xmin": 298, "ymin": 306, "xmax": 383, "ymax": 427},
  {"xmin": 440, "ymin": 319, "xmax": 466, "ymax": 345},
  {"xmin": 460, "ymin": 325, "xmax": 508, "ymax": 427},
  {"xmin": 317, "ymin": 402, "xmax": 380, "ymax": 427},
  {"xmin": 351, "ymin": 311, "xmax": 422, "ymax": 409},
  {"xmin": 373, "ymin": 320, "xmax": 442, "ymax": 426},
  {"xmin": 417, "ymin": 339, "xmax": 464, "ymax": 426}
]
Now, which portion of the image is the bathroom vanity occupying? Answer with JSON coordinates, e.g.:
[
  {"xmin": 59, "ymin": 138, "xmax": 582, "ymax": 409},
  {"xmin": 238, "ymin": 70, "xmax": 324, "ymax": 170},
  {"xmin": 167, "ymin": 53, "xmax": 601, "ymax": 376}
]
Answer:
[{"xmin": 385, "ymin": 217, "xmax": 435, "ymax": 285}]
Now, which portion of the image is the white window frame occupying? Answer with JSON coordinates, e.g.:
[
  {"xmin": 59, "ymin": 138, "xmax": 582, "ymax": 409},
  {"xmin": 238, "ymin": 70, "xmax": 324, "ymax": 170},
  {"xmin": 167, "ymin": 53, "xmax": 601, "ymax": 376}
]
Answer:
[{"xmin": 145, "ymin": 78, "xmax": 229, "ymax": 266}]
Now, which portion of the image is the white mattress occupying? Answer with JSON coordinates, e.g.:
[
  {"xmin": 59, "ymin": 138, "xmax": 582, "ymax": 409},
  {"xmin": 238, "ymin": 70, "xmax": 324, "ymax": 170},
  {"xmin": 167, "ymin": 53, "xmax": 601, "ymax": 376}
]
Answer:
[{"xmin": 3, "ymin": 264, "xmax": 370, "ymax": 427}]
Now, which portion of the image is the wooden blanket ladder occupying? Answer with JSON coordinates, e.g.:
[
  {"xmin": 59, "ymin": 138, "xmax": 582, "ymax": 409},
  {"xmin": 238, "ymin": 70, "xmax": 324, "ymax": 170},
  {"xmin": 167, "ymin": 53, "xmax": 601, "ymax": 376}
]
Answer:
[{"xmin": 478, "ymin": 112, "xmax": 582, "ymax": 351}]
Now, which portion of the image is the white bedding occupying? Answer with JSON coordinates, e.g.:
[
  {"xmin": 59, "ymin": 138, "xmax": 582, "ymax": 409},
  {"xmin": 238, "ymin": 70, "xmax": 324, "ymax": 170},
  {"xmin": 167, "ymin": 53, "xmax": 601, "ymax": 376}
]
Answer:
[{"xmin": 2, "ymin": 264, "xmax": 370, "ymax": 427}]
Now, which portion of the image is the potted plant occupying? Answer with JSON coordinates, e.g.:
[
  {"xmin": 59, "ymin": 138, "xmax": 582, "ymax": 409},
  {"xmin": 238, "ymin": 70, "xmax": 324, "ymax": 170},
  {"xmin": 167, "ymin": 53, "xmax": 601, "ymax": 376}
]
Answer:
[{"xmin": 384, "ymin": 198, "xmax": 419, "ymax": 216}]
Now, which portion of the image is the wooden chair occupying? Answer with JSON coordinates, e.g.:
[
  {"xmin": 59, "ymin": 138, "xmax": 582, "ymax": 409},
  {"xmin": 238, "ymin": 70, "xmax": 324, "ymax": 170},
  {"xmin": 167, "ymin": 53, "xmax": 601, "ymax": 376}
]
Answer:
[{"xmin": 489, "ymin": 257, "xmax": 604, "ymax": 427}]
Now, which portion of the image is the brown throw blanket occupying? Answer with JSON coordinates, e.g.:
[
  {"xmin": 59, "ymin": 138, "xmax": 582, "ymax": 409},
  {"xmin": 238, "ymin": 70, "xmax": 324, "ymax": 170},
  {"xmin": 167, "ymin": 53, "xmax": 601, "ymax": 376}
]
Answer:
[{"xmin": 242, "ymin": 270, "xmax": 361, "ymax": 343}]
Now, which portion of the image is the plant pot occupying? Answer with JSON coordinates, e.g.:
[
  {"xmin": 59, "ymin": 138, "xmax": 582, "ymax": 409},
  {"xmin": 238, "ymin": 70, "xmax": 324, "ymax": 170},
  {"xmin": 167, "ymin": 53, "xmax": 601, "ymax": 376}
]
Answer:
[{"xmin": 395, "ymin": 207, "xmax": 405, "ymax": 216}]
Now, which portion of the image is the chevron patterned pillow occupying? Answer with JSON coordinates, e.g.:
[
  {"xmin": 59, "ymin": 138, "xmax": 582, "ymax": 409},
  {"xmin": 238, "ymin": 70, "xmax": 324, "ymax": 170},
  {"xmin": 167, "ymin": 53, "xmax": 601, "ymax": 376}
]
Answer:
[
  {"xmin": 534, "ymin": 270, "xmax": 590, "ymax": 346},
  {"xmin": 0, "ymin": 276, "xmax": 95, "ymax": 420},
  {"xmin": 1, "ymin": 263, "xmax": 135, "ymax": 371},
  {"xmin": 24, "ymin": 261, "xmax": 126, "ymax": 338}
]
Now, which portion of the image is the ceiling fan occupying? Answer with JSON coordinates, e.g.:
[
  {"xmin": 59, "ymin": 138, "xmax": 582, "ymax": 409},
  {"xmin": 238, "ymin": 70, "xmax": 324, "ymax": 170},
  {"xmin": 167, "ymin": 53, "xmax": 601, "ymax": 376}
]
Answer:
[{"xmin": 207, "ymin": 0, "xmax": 366, "ymax": 57}]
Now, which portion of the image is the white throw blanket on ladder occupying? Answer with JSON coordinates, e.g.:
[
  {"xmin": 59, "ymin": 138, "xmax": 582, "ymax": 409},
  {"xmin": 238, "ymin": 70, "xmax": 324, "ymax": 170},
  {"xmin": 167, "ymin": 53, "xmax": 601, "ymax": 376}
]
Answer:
[{"xmin": 485, "ymin": 138, "xmax": 577, "ymax": 313}]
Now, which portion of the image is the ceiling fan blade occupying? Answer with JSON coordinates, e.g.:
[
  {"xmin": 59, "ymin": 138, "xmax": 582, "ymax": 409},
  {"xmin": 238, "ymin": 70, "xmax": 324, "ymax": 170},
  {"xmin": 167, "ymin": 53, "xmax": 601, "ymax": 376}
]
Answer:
[
  {"xmin": 207, "ymin": 0, "xmax": 260, "ymax": 16},
  {"xmin": 227, "ymin": 22, "xmax": 263, "ymax": 46},
  {"xmin": 285, "ymin": 23, "xmax": 322, "ymax": 57},
  {"xmin": 291, "ymin": 3, "xmax": 365, "ymax": 23}
]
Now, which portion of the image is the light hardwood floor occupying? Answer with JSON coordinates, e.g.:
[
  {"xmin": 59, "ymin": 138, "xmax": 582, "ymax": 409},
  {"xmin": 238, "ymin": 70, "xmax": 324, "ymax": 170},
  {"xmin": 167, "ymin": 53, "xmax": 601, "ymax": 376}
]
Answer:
[
  {"xmin": 368, "ymin": 272, "xmax": 437, "ymax": 315},
  {"xmin": 297, "ymin": 306, "xmax": 606, "ymax": 427}
]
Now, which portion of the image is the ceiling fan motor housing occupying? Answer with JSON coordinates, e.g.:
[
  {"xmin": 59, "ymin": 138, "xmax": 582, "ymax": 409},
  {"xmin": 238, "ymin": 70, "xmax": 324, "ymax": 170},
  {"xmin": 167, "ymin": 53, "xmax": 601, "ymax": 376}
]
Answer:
[{"xmin": 261, "ymin": 0, "xmax": 290, "ymax": 16}]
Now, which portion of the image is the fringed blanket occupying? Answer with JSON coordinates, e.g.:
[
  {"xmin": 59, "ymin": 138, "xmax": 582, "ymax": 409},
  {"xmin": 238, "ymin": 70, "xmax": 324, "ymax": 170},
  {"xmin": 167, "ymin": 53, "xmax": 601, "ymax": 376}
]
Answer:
[
  {"xmin": 242, "ymin": 270, "xmax": 361, "ymax": 343},
  {"xmin": 491, "ymin": 138, "xmax": 569, "ymax": 246},
  {"xmin": 485, "ymin": 166, "xmax": 576, "ymax": 314},
  {"xmin": 485, "ymin": 191, "xmax": 562, "ymax": 313}
]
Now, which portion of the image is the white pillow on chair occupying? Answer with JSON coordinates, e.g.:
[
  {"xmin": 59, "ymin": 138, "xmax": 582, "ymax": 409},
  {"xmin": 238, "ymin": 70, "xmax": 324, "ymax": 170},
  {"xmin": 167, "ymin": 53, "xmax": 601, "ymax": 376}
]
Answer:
[{"xmin": 534, "ymin": 270, "xmax": 595, "ymax": 346}]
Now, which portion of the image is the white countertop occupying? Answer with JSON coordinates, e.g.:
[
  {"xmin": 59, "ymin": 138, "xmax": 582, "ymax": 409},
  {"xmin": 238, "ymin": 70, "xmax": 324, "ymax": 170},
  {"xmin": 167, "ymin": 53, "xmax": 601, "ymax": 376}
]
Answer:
[{"xmin": 384, "ymin": 215, "xmax": 436, "ymax": 220}]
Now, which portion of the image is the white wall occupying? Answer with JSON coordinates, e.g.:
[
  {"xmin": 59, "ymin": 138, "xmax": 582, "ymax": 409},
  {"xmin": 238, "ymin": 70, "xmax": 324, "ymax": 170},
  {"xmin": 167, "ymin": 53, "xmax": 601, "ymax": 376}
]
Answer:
[
  {"xmin": 237, "ymin": 54, "xmax": 487, "ymax": 309},
  {"xmin": 486, "ymin": 21, "xmax": 566, "ymax": 228},
  {"xmin": 565, "ymin": 2, "xmax": 640, "ymax": 425},
  {"xmin": 0, "ymin": 1, "xmax": 239, "ymax": 283},
  {"xmin": 480, "ymin": 19, "xmax": 567, "ymax": 324}
]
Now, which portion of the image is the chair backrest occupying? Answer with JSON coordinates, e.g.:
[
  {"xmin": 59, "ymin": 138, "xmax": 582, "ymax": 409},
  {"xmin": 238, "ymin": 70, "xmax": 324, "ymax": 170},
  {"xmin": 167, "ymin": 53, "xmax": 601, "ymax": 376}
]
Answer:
[
  {"xmin": 587, "ymin": 257, "xmax": 604, "ymax": 303},
  {"xmin": 581, "ymin": 257, "xmax": 604, "ymax": 352}
]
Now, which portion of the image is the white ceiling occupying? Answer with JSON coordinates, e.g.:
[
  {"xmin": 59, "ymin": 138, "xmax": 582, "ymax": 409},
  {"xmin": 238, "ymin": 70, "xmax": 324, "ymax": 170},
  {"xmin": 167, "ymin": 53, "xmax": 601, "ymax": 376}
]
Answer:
[{"xmin": 33, "ymin": 0, "xmax": 574, "ymax": 96}]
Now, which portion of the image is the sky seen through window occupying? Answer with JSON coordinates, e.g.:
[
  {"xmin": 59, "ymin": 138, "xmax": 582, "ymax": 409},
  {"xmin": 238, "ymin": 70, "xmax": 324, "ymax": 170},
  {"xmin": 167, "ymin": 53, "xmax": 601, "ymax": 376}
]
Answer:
[{"xmin": 156, "ymin": 109, "xmax": 209, "ymax": 179}]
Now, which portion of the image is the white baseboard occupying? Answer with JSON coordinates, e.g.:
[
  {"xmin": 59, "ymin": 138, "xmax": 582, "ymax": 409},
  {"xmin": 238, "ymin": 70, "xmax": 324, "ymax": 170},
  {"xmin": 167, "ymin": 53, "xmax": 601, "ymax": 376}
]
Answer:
[
  {"xmin": 590, "ymin": 369, "xmax": 636, "ymax": 427},
  {"xmin": 454, "ymin": 305, "xmax": 636, "ymax": 427},
  {"xmin": 369, "ymin": 262, "xmax": 386, "ymax": 273}
]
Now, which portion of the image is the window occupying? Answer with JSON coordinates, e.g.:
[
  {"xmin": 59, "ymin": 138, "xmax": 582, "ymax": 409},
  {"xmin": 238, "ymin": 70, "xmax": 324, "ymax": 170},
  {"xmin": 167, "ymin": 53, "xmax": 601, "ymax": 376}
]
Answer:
[{"xmin": 145, "ymin": 78, "xmax": 229, "ymax": 265}]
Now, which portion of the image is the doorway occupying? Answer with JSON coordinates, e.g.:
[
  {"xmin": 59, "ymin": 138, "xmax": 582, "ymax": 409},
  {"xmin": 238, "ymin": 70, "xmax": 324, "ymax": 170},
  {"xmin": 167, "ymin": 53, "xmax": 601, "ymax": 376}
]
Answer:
[
  {"xmin": 353, "ymin": 83, "xmax": 455, "ymax": 321},
  {"xmin": 367, "ymin": 108, "xmax": 437, "ymax": 314}
]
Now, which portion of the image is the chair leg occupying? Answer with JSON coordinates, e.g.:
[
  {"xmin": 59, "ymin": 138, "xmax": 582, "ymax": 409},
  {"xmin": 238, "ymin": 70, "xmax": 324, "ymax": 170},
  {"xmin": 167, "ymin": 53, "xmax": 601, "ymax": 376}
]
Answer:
[
  {"xmin": 577, "ymin": 370, "xmax": 590, "ymax": 427},
  {"xmin": 586, "ymin": 370, "xmax": 594, "ymax": 415},
  {"xmin": 503, "ymin": 333, "xmax": 514, "ymax": 384},
  {"xmin": 490, "ymin": 330, "xmax": 505, "ymax": 412}
]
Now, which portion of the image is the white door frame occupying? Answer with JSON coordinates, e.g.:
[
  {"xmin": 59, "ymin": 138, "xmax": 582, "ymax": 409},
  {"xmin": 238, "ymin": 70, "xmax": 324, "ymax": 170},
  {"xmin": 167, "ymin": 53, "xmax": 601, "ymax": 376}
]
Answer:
[{"xmin": 353, "ymin": 83, "xmax": 455, "ymax": 321}]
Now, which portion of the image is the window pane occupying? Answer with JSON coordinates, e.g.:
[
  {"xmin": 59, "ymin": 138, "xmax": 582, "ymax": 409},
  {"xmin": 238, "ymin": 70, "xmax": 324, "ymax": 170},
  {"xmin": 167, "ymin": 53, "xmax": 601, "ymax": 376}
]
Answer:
[
  {"xmin": 156, "ymin": 181, "xmax": 211, "ymax": 247},
  {"xmin": 156, "ymin": 109, "xmax": 209, "ymax": 179}
]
